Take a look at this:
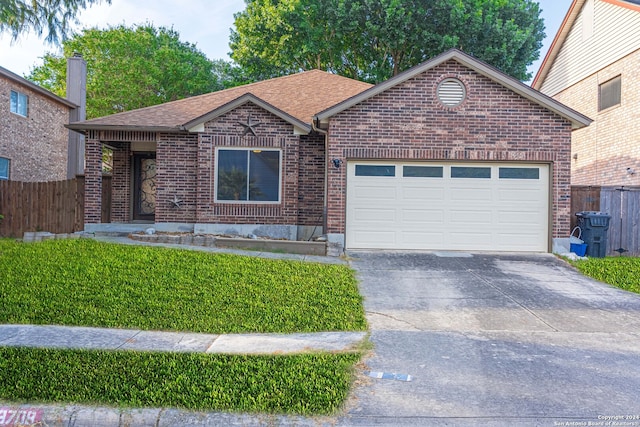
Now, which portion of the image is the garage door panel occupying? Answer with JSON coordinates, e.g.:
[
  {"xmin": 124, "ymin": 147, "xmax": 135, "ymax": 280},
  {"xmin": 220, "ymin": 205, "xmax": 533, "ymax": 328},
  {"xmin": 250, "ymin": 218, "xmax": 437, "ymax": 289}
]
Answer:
[
  {"xmin": 498, "ymin": 188, "xmax": 545, "ymax": 202},
  {"xmin": 401, "ymin": 232, "xmax": 445, "ymax": 245},
  {"xmin": 449, "ymin": 210, "xmax": 492, "ymax": 224},
  {"xmin": 352, "ymin": 207, "xmax": 396, "ymax": 222},
  {"xmin": 449, "ymin": 231, "xmax": 493, "ymax": 246},
  {"xmin": 449, "ymin": 187, "xmax": 492, "ymax": 201},
  {"xmin": 354, "ymin": 185, "xmax": 397, "ymax": 200},
  {"xmin": 350, "ymin": 231, "xmax": 396, "ymax": 246},
  {"xmin": 402, "ymin": 209, "xmax": 445, "ymax": 224},
  {"xmin": 402, "ymin": 187, "xmax": 445, "ymax": 201},
  {"xmin": 347, "ymin": 162, "xmax": 549, "ymax": 252},
  {"xmin": 498, "ymin": 210, "xmax": 544, "ymax": 225}
]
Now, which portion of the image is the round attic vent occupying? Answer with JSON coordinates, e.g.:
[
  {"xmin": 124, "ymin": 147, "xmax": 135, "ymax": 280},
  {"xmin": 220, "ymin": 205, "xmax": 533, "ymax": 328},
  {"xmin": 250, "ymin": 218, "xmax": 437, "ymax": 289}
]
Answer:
[{"xmin": 437, "ymin": 78, "xmax": 466, "ymax": 107}]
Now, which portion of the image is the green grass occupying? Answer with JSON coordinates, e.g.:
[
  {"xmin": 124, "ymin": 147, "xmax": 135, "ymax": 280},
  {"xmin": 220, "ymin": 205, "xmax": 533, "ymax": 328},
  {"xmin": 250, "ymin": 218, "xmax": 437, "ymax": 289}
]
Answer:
[
  {"xmin": 0, "ymin": 238, "xmax": 369, "ymax": 414},
  {"xmin": 0, "ymin": 238, "xmax": 366, "ymax": 333},
  {"xmin": 570, "ymin": 256, "xmax": 640, "ymax": 294},
  {"xmin": 0, "ymin": 348, "xmax": 361, "ymax": 415}
]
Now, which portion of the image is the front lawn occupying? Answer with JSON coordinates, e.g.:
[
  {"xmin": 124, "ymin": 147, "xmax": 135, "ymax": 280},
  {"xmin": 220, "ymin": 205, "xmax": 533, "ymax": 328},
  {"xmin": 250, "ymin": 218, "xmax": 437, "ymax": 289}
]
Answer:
[
  {"xmin": 0, "ymin": 348, "xmax": 360, "ymax": 415},
  {"xmin": 0, "ymin": 238, "xmax": 368, "ymax": 415},
  {"xmin": 570, "ymin": 256, "xmax": 640, "ymax": 294},
  {"xmin": 0, "ymin": 238, "xmax": 366, "ymax": 333}
]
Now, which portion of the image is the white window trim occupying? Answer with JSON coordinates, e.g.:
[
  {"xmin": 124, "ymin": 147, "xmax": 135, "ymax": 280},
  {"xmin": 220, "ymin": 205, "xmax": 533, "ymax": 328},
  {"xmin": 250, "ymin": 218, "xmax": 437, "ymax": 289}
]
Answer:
[
  {"xmin": 214, "ymin": 147, "xmax": 282, "ymax": 204},
  {"xmin": 10, "ymin": 90, "xmax": 29, "ymax": 117}
]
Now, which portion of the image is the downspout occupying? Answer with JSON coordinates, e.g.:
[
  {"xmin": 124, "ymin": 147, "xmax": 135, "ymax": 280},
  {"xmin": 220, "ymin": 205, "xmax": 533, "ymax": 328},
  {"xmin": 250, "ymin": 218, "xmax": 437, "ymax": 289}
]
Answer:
[{"xmin": 66, "ymin": 53, "xmax": 87, "ymax": 178}]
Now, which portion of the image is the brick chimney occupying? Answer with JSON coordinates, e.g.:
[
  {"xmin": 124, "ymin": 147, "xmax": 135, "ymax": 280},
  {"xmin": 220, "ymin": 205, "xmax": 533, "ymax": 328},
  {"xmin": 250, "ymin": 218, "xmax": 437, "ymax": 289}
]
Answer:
[{"xmin": 66, "ymin": 53, "xmax": 87, "ymax": 178}]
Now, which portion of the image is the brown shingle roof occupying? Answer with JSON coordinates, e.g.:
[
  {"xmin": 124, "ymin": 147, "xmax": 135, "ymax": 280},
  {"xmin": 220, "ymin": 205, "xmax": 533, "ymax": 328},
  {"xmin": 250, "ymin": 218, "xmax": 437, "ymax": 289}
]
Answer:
[{"xmin": 68, "ymin": 69, "xmax": 372, "ymax": 132}]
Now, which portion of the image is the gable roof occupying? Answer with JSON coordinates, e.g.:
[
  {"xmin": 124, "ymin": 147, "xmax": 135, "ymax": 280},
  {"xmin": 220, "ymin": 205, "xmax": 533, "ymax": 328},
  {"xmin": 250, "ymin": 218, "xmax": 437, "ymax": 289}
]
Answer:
[
  {"xmin": 315, "ymin": 49, "xmax": 592, "ymax": 130},
  {"xmin": 532, "ymin": 0, "xmax": 640, "ymax": 90},
  {"xmin": 67, "ymin": 69, "xmax": 372, "ymax": 134},
  {"xmin": 0, "ymin": 65, "xmax": 77, "ymax": 109}
]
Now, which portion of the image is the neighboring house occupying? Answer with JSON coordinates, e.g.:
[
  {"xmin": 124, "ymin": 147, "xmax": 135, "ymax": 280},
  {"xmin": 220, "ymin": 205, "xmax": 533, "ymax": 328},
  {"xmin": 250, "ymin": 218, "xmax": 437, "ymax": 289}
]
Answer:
[
  {"xmin": 68, "ymin": 49, "xmax": 590, "ymax": 254},
  {"xmin": 0, "ymin": 57, "xmax": 86, "ymax": 181},
  {"xmin": 533, "ymin": 0, "xmax": 640, "ymax": 186}
]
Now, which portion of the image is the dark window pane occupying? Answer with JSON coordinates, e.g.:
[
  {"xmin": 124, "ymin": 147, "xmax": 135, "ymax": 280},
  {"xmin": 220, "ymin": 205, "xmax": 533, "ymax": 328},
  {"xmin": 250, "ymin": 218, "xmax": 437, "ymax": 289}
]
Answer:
[
  {"xmin": 451, "ymin": 166, "xmax": 491, "ymax": 178},
  {"xmin": 0, "ymin": 157, "xmax": 9, "ymax": 180},
  {"xmin": 249, "ymin": 151, "xmax": 280, "ymax": 201},
  {"xmin": 599, "ymin": 76, "xmax": 621, "ymax": 111},
  {"xmin": 10, "ymin": 91, "xmax": 18, "ymax": 114},
  {"xmin": 499, "ymin": 167, "xmax": 540, "ymax": 179},
  {"xmin": 403, "ymin": 166, "xmax": 443, "ymax": 178},
  {"xmin": 217, "ymin": 150, "xmax": 248, "ymax": 201},
  {"xmin": 355, "ymin": 165, "xmax": 395, "ymax": 177}
]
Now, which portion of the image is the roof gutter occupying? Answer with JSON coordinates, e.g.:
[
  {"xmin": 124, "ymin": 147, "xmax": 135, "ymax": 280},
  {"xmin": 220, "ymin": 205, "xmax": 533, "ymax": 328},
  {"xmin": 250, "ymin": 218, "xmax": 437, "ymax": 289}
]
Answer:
[
  {"xmin": 65, "ymin": 123, "xmax": 186, "ymax": 133},
  {"xmin": 311, "ymin": 118, "xmax": 327, "ymax": 135}
]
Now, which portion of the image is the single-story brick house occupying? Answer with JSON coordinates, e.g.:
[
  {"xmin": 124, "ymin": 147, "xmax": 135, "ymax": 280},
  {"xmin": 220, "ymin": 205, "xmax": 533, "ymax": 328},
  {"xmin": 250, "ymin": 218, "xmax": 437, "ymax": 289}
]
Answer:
[{"xmin": 68, "ymin": 49, "xmax": 591, "ymax": 254}]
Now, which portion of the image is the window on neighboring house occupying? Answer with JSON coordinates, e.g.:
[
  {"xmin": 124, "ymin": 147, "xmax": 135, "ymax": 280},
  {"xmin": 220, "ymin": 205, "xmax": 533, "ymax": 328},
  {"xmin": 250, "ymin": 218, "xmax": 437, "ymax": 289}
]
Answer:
[
  {"xmin": 216, "ymin": 148, "xmax": 281, "ymax": 202},
  {"xmin": 599, "ymin": 76, "xmax": 621, "ymax": 111},
  {"xmin": 10, "ymin": 90, "xmax": 28, "ymax": 117},
  {"xmin": 0, "ymin": 157, "xmax": 10, "ymax": 180}
]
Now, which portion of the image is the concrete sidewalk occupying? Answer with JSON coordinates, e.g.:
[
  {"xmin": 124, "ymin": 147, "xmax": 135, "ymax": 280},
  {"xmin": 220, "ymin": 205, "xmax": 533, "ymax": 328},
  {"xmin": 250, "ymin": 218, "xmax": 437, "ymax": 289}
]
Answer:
[{"xmin": 0, "ymin": 324, "xmax": 366, "ymax": 355}]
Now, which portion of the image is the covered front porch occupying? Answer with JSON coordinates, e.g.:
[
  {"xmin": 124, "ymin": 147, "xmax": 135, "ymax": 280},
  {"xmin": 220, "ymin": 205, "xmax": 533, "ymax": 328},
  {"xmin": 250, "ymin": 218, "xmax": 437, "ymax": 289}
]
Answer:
[
  {"xmin": 84, "ymin": 130, "xmax": 161, "ymax": 229},
  {"xmin": 82, "ymin": 128, "xmax": 325, "ymax": 242}
]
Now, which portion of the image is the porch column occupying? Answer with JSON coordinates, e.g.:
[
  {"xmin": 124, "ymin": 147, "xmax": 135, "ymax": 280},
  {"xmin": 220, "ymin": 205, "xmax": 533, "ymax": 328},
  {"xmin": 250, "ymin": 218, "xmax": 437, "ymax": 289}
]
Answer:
[{"xmin": 84, "ymin": 132, "xmax": 102, "ymax": 224}]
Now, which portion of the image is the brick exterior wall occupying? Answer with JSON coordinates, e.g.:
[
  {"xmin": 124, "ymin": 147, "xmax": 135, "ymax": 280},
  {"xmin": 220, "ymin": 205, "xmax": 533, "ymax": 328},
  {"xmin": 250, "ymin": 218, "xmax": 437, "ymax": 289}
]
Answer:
[
  {"xmin": 0, "ymin": 76, "xmax": 71, "ymax": 181},
  {"xmin": 82, "ymin": 105, "xmax": 327, "ymax": 229},
  {"xmin": 298, "ymin": 133, "xmax": 325, "ymax": 226},
  {"xmin": 110, "ymin": 142, "xmax": 131, "ymax": 222},
  {"xmin": 84, "ymin": 132, "xmax": 102, "ymax": 224},
  {"xmin": 196, "ymin": 103, "xmax": 302, "ymax": 225},
  {"xmin": 156, "ymin": 133, "xmax": 198, "ymax": 223},
  {"xmin": 552, "ymin": 50, "xmax": 640, "ymax": 186},
  {"xmin": 326, "ymin": 60, "xmax": 573, "ymax": 239}
]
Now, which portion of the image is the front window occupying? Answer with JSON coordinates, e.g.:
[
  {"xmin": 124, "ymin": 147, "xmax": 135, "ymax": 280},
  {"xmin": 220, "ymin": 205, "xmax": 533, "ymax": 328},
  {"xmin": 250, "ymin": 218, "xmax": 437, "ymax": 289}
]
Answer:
[
  {"xmin": 10, "ymin": 90, "xmax": 28, "ymax": 117},
  {"xmin": 216, "ymin": 149, "xmax": 281, "ymax": 202},
  {"xmin": 0, "ymin": 157, "xmax": 10, "ymax": 180}
]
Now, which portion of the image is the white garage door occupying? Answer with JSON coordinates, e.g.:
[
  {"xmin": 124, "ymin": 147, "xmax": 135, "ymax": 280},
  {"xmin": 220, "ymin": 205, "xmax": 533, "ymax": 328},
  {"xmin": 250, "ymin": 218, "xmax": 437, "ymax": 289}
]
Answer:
[{"xmin": 346, "ymin": 162, "xmax": 549, "ymax": 251}]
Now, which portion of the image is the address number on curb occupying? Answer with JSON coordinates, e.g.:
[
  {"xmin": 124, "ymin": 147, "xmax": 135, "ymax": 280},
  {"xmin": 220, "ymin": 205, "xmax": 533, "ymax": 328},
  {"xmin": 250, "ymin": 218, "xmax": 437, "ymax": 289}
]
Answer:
[{"xmin": 0, "ymin": 408, "xmax": 43, "ymax": 426}]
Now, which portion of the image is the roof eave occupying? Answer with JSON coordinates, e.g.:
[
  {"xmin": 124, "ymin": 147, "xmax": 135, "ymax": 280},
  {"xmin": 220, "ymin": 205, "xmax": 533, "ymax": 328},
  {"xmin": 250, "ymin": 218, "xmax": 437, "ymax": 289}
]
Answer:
[
  {"xmin": 181, "ymin": 92, "xmax": 312, "ymax": 135},
  {"xmin": 451, "ymin": 52, "xmax": 593, "ymax": 129},
  {"xmin": 0, "ymin": 66, "xmax": 78, "ymax": 109},
  {"xmin": 315, "ymin": 48, "xmax": 592, "ymax": 130}
]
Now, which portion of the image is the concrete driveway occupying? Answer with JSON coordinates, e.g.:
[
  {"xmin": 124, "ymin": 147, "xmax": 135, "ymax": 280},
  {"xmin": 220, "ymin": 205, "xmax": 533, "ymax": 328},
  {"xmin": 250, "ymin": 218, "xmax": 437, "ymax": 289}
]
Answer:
[{"xmin": 343, "ymin": 252, "xmax": 640, "ymax": 426}]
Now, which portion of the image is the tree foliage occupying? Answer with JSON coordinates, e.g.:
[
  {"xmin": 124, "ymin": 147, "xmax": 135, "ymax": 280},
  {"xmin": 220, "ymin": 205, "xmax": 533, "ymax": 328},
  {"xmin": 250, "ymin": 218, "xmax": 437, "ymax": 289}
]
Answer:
[
  {"xmin": 28, "ymin": 24, "xmax": 246, "ymax": 119},
  {"xmin": 230, "ymin": 0, "xmax": 545, "ymax": 82},
  {"xmin": 0, "ymin": 0, "xmax": 110, "ymax": 43}
]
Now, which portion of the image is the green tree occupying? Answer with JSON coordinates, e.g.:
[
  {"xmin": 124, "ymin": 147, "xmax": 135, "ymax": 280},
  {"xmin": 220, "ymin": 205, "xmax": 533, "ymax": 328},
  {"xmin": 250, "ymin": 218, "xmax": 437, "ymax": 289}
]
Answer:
[
  {"xmin": 0, "ymin": 0, "xmax": 110, "ymax": 43},
  {"xmin": 230, "ymin": 0, "xmax": 544, "ymax": 83},
  {"xmin": 28, "ymin": 24, "xmax": 237, "ymax": 119}
]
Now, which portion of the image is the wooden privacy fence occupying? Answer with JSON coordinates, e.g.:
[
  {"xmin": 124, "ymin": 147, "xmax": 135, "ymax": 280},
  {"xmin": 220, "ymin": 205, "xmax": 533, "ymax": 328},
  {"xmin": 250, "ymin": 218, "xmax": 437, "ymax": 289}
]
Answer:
[
  {"xmin": 571, "ymin": 186, "xmax": 640, "ymax": 256},
  {"xmin": 0, "ymin": 178, "xmax": 85, "ymax": 237}
]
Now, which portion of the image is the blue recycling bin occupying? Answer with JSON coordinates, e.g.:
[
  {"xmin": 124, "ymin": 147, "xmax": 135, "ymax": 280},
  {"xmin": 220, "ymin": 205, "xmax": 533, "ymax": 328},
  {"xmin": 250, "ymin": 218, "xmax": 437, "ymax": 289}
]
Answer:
[{"xmin": 575, "ymin": 211, "xmax": 611, "ymax": 258}]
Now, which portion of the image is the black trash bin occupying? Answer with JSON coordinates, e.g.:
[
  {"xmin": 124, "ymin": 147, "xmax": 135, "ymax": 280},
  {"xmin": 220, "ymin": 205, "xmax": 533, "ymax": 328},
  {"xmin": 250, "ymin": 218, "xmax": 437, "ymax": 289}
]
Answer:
[{"xmin": 575, "ymin": 211, "xmax": 611, "ymax": 258}]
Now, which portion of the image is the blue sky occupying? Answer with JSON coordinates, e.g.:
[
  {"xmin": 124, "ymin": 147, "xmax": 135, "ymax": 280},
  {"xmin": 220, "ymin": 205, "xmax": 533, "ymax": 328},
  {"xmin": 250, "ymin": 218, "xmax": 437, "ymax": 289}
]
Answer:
[{"xmin": 0, "ymin": 0, "xmax": 572, "ymax": 83}]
